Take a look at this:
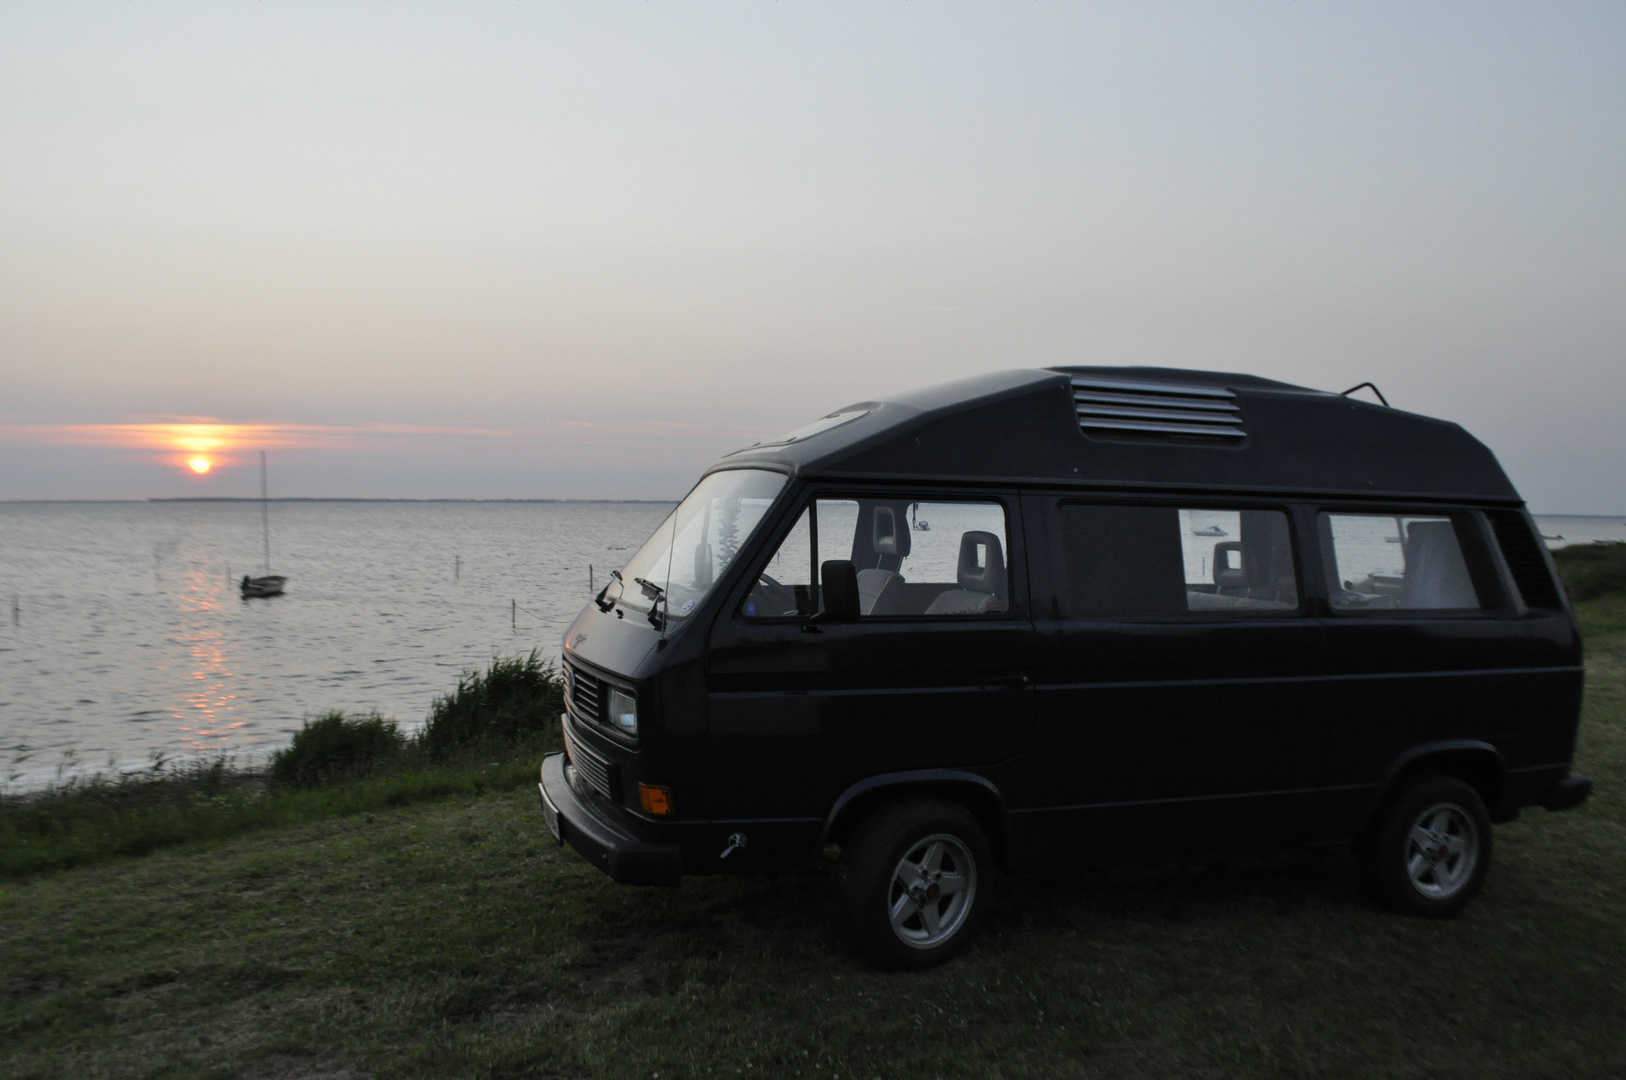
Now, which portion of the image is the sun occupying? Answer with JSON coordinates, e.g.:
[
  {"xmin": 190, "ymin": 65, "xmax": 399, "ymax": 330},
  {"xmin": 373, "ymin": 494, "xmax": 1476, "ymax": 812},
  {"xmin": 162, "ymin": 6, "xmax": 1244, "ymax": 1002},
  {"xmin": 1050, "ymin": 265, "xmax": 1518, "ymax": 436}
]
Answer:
[{"xmin": 188, "ymin": 456, "xmax": 212, "ymax": 474}]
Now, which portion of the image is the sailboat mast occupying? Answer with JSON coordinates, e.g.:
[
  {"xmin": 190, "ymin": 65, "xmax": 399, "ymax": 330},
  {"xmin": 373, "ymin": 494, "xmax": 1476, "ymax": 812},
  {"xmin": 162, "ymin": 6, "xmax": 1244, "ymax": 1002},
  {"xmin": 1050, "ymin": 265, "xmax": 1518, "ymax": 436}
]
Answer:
[{"xmin": 260, "ymin": 450, "xmax": 271, "ymax": 574}]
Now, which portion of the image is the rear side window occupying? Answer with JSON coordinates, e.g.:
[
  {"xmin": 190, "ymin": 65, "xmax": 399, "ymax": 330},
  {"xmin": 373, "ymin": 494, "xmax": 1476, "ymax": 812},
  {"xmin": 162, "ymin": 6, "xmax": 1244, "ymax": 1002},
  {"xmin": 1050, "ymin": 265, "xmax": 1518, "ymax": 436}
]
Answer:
[
  {"xmin": 1485, "ymin": 510, "xmax": 1565, "ymax": 610},
  {"xmin": 1055, "ymin": 504, "xmax": 1299, "ymax": 619},
  {"xmin": 1319, "ymin": 513, "xmax": 1484, "ymax": 612}
]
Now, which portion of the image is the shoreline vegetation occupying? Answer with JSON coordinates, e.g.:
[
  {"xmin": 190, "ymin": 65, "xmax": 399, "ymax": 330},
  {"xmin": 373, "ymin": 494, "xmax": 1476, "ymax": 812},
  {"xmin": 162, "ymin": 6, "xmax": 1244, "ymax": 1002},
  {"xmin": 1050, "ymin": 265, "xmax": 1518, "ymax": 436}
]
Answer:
[
  {"xmin": 0, "ymin": 543, "xmax": 1621, "ymax": 1076},
  {"xmin": 1550, "ymin": 537, "xmax": 1626, "ymax": 601},
  {"xmin": 1, "ymin": 653, "xmax": 564, "ymax": 878}
]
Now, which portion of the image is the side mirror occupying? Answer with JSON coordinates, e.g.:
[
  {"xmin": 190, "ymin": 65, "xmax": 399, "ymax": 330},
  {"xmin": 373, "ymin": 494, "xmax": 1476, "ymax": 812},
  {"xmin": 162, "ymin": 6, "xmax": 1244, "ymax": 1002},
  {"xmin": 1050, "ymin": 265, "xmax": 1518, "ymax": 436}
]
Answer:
[{"xmin": 819, "ymin": 560, "xmax": 860, "ymax": 621}]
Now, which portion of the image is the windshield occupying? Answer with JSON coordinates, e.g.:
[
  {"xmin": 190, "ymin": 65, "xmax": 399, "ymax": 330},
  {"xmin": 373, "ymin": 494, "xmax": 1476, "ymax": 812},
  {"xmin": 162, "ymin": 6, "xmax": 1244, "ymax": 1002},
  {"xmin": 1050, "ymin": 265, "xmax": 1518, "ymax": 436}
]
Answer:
[{"xmin": 610, "ymin": 469, "xmax": 788, "ymax": 621}]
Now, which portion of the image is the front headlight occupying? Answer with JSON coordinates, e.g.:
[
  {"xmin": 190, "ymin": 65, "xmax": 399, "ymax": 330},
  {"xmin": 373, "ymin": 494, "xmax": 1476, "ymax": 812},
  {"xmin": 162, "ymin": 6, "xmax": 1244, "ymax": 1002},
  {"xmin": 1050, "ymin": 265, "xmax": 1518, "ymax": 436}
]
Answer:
[{"xmin": 606, "ymin": 687, "xmax": 638, "ymax": 737}]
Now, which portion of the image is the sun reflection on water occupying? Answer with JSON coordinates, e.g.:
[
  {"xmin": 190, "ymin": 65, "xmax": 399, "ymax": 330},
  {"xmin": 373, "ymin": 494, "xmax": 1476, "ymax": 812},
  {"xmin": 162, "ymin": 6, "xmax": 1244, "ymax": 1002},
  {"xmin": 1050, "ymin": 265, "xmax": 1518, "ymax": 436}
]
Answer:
[{"xmin": 169, "ymin": 553, "xmax": 241, "ymax": 755}]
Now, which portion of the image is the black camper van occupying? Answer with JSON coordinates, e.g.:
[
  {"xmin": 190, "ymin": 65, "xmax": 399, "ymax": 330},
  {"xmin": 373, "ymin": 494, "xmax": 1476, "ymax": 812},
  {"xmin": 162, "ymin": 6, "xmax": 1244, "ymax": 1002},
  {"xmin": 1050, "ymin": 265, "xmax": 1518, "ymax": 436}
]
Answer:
[{"xmin": 538, "ymin": 368, "xmax": 1591, "ymax": 968}]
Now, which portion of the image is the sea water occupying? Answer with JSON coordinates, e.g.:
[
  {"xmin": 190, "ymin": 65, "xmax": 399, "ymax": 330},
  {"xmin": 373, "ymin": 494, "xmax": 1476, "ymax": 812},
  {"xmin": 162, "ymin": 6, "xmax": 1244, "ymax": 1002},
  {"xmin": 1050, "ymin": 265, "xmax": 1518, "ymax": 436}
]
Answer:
[{"xmin": 0, "ymin": 502, "xmax": 1619, "ymax": 788}]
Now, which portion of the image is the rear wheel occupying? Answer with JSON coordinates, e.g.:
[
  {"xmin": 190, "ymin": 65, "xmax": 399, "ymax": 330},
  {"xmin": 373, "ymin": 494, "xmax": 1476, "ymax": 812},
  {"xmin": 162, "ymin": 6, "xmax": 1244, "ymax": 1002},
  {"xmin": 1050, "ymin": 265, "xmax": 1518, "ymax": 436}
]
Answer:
[
  {"xmin": 1361, "ymin": 775, "xmax": 1492, "ymax": 917},
  {"xmin": 834, "ymin": 799, "xmax": 991, "ymax": 970}
]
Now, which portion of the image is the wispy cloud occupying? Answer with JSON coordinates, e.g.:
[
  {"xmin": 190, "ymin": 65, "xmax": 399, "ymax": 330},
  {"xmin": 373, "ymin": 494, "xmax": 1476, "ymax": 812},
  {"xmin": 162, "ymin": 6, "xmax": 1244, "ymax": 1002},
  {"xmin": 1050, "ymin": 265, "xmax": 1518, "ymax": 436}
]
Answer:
[
  {"xmin": 0, "ymin": 420, "xmax": 507, "ymax": 450},
  {"xmin": 0, "ymin": 418, "xmax": 775, "ymax": 460}
]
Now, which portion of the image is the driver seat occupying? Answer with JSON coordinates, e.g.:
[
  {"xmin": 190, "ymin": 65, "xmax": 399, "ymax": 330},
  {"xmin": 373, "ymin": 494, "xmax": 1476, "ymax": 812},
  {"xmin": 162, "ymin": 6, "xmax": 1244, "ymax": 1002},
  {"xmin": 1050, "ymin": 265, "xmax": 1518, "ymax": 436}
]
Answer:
[{"xmin": 856, "ymin": 505, "xmax": 909, "ymax": 616}]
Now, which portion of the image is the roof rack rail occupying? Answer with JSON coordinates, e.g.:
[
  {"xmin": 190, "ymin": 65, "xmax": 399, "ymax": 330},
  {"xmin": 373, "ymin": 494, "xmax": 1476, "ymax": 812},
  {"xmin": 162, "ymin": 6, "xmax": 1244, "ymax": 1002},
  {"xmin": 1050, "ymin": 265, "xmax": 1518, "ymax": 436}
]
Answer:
[{"xmin": 1340, "ymin": 382, "xmax": 1389, "ymax": 407}]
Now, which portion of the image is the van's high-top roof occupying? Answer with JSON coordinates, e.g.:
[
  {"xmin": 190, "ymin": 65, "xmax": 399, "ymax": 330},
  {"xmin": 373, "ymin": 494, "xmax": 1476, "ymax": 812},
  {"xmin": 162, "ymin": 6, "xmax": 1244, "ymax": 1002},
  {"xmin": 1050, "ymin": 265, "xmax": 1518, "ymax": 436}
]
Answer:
[{"xmin": 714, "ymin": 367, "xmax": 1520, "ymax": 503}]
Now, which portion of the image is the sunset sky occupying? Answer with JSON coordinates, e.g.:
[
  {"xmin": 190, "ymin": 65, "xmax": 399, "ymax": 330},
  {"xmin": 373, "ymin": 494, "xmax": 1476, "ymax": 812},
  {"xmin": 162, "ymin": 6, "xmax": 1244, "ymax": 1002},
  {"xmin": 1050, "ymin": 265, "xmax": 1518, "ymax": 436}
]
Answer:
[{"xmin": 2, "ymin": 4, "xmax": 1623, "ymax": 509}]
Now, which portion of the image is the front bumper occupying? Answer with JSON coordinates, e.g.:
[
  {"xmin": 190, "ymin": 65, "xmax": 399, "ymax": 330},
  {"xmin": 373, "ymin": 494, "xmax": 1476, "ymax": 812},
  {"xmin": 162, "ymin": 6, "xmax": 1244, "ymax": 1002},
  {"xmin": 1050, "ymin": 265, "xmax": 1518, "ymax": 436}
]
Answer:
[{"xmin": 537, "ymin": 751, "xmax": 681, "ymax": 886}]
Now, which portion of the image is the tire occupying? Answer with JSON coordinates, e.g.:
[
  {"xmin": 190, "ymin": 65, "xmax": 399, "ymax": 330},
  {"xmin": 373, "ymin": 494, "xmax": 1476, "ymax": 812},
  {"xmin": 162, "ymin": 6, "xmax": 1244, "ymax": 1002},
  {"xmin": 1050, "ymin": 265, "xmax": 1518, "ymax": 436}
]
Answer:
[
  {"xmin": 1360, "ymin": 775, "xmax": 1492, "ymax": 917},
  {"xmin": 834, "ymin": 798, "xmax": 991, "ymax": 970}
]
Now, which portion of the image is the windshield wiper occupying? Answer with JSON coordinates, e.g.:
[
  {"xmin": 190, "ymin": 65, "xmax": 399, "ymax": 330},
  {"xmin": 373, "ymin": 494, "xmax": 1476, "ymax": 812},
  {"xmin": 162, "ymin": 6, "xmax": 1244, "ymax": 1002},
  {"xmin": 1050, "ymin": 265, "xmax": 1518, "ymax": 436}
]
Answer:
[{"xmin": 634, "ymin": 577, "xmax": 669, "ymax": 630}]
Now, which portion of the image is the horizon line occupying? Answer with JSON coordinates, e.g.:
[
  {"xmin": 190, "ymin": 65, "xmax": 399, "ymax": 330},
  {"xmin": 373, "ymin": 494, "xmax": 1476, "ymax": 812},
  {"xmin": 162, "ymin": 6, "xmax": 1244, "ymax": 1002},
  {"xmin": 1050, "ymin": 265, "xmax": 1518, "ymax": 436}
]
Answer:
[{"xmin": 0, "ymin": 497, "xmax": 680, "ymax": 505}]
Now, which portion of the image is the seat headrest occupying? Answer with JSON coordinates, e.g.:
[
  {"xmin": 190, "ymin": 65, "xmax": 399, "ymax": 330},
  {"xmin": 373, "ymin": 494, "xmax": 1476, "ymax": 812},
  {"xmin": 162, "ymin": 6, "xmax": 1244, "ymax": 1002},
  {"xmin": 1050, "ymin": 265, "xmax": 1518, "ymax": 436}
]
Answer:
[
  {"xmin": 957, "ymin": 531, "xmax": 1005, "ymax": 594},
  {"xmin": 1212, "ymin": 541, "xmax": 1250, "ymax": 587},
  {"xmin": 873, "ymin": 506, "xmax": 911, "ymax": 558},
  {"xmin": 1402, "ymin": 520, "xmax": 1479, "ymax": 608}
]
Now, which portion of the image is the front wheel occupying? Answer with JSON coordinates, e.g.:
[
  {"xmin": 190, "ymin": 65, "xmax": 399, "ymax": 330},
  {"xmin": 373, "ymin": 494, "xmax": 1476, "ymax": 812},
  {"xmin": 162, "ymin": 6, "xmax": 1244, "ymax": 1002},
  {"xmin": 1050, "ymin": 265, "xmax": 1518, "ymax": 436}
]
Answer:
[
  {"xmin": 834, "ymin": 799, "xmax": 991, "ymax": 970},
  {"xmin": 1360, "ymin": 775, "xmax": 1492, "ymax": 917}
]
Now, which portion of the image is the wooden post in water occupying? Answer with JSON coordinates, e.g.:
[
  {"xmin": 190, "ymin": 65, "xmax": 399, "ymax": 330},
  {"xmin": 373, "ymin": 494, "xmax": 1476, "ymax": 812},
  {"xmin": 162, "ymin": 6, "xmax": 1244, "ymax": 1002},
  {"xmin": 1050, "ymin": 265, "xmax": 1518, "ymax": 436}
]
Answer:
[
  {"xmin": 512, "ymin": 599, "xmax": 516, "ymax": 630},
  {"xmin": 455, "ymin": 556, "xmax": 460, "ymax": 580},
  {"xmin": 590, "ymin": 564, "xmax": 594, "ymax": 593}
]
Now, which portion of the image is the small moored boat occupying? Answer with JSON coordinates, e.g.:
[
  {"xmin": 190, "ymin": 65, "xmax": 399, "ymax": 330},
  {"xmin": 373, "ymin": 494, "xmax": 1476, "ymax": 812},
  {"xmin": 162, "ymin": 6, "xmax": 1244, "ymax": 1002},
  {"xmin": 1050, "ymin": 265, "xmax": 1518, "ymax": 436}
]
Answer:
[
  {"xmin": 241, "ymin": 450, "xmax": 288, "ymax": 599},
  {"xmin": 241, "ymin": 574, "xmax": 286, "ymax": 598}
]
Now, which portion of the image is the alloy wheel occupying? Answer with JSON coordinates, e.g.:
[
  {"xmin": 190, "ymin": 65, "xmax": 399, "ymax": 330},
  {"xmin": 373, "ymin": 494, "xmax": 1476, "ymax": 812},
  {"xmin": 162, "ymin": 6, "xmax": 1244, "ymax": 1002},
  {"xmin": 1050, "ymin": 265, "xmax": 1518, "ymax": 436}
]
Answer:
[
  {"xmin": 886, "ymin": 832, "xmax": 977, "ymax": 949},
  {"xmin": 1404, "ymin": 802, "xmax": 1479, "ymax": 900}
]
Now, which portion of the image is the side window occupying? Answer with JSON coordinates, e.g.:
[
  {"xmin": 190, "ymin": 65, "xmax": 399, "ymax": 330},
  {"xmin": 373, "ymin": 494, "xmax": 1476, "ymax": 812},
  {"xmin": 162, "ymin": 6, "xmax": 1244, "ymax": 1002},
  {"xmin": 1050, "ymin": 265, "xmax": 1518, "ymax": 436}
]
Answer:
[
  {"xmin": 742, "ymin": 497, "xmax": 1009, "ymax": 618},
  {"xmin": 1057, "ymin": 504, "xmax": 1299, "ymax": 619},
  {"xmin": 882, "ymin": 501, "xmax": 1009, "ymax": 616},
  {"xmin": 1319, "ymin": 513, "xmax": 1483, "ymax": 611},
  {"xmin": 1485, "ymin": 510, "xmax": 1564, "ymax": 611}
]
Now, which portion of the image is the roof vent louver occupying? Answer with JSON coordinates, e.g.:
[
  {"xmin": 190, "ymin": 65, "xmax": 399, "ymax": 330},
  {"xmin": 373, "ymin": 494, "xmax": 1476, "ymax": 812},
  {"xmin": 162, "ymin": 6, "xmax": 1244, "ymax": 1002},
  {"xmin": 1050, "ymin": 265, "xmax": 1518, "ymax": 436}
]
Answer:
[{"xmin": 1070, "ymin": 377, "xmax": 1246, "ymax": 444}]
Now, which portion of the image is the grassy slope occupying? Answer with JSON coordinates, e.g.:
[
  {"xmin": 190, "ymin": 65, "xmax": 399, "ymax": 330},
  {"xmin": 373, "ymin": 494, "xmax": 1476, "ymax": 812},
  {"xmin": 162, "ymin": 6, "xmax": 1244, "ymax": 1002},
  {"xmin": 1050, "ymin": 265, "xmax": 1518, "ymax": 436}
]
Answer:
[
  {"xmin": 0, "ymin": 757, "xmax": 550, "ymax": 878},
  {"xmin": 1, "ymin": 609, "xmax": 1623, "ymax": 1078}
]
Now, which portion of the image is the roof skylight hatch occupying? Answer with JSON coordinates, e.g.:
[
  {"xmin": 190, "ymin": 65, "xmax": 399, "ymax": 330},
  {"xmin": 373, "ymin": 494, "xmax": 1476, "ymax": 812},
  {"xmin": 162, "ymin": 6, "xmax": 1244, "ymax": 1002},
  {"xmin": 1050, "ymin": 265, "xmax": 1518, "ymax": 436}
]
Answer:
[{"xmin": 725, "ymin": 408, "xmax": 872, "ymax": 456}]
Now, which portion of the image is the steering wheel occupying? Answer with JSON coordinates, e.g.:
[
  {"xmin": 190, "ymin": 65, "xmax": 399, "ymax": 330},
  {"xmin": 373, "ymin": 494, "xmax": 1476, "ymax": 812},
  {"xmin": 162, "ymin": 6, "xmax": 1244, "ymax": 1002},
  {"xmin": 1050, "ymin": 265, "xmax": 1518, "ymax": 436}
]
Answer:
[{"xmin": 750, "ymin": 573, "xmax": 801, "ymax": 617}]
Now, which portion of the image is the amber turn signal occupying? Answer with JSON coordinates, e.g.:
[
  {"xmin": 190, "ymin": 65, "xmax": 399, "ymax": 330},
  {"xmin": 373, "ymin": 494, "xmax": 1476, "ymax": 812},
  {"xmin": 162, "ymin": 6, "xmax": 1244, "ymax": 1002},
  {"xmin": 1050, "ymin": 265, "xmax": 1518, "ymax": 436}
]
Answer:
[{"xmin": 638, "ymin": 782, "xmax": 674, "ymax": 816}]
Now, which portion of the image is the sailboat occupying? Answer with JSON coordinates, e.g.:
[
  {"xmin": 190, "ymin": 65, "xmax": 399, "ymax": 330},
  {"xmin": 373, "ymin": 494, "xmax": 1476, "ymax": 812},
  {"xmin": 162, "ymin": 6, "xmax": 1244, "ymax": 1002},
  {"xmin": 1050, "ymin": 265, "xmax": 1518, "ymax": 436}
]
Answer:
[{"xmin": 241, "ymin": 450, "xmax": 287, "ymax": 598}]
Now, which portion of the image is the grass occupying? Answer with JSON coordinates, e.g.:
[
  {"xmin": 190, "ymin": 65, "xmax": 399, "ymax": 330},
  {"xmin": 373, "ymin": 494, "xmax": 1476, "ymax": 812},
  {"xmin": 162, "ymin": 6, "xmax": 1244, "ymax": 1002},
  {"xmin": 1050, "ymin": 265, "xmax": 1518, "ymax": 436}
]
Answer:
[{"xmin": 0, "ymin": 595, "xmax": 1621, "ymax": 1077}]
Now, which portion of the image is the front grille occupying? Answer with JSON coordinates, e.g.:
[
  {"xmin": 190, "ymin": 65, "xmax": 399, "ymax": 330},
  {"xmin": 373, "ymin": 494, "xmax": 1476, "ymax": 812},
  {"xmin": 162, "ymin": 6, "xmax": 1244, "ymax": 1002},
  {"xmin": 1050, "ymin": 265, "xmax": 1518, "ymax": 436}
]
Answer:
[
  {"xmin": 562, "ymin": 720, "xmax": 615, "ymax": 801},
  {"xmin": 1070, "ymin": 377, "xmax": 1246, "ymax": 443},
  {"xmin": 565, "ymin": 660, "xmax": 601, "ymax": 725}
]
